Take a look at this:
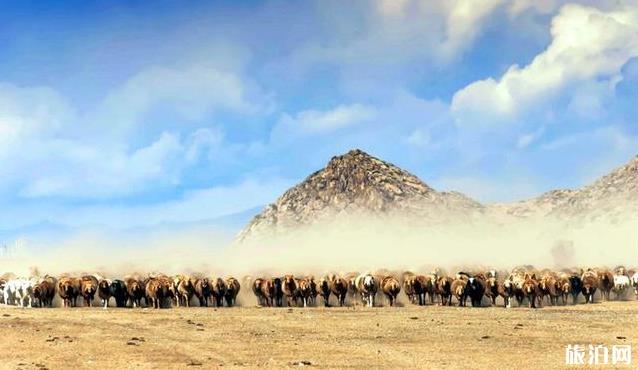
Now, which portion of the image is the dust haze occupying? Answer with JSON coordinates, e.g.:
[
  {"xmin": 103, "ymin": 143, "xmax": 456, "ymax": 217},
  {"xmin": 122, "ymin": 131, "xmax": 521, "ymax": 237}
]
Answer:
[
  {"xmin": 230, "ymin": 212, "xmax": 638, "ymax": 275},
  {"xmin": 3, "ymin": 211, "xmax": 637, "ymax": 283}
]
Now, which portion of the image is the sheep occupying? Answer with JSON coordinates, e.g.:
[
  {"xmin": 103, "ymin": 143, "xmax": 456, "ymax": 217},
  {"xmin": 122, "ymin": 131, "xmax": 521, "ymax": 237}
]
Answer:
[
  {"xmin": 380, "ymin": 276, "xmax": 401, "ymax": 307},
  {"xmin": 581, "ymin": 270, "xmax": 599, "ymax": 304}
]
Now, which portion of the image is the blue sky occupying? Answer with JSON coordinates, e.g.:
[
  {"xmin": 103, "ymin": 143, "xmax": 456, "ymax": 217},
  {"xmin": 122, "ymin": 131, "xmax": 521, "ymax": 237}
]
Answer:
[{"xmin": 1, "ymin": 0, "xmax": 638, "ymax": 233}]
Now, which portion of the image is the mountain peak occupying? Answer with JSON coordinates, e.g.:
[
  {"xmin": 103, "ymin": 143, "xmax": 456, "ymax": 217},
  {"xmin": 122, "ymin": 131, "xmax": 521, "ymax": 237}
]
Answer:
[
  {"xmin": 341, "ymin": 148, "xmax": 369, "ymax": 157},
  {"xmin": 326, "ymin": 149, "xmax": 385, "ymax": 170},
  {"xmin": 236, "ymin": 149, "xmax": 482, "ymax": 242}
]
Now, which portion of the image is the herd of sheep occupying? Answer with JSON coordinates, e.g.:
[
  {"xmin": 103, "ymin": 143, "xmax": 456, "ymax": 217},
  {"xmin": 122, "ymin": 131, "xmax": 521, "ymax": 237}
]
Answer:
[
  {"xmin": 1, "ymin": 266, "xmax": 637, "ymax": 309},
  {"xmin": 1, "ymin": 274, "xmax": 240, "ymax": 309},
  {"xmin": 251, "ymin": 267, "xmax": 638, "ymax": 309}
]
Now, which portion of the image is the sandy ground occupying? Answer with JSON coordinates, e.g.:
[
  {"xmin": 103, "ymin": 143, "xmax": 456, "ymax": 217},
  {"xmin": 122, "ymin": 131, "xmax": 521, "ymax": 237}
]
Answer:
[{"xmin": 1, "ymin": 301, "xmax": 637, "ymax": 369}]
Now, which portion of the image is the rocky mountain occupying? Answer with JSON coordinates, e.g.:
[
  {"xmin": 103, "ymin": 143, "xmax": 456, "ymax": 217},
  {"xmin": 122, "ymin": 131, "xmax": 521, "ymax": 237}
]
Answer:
[
  {"xmin": 237, "ymin": 149, "xmax": 483, "ymax": 241},
  {"xmin": 555, "ymin": 156, "xmax": 638, "ymax": 215},
  {"xmin": 489, "ymin": 189, "xmax": 578, "ymax": 219},
  {"xmin": 237, "ymin": 150, "xmax": 638, "ymax": 242},
  {"xmin": 493, "ymin": 156, "xmax": 638, "ymax": 219}
]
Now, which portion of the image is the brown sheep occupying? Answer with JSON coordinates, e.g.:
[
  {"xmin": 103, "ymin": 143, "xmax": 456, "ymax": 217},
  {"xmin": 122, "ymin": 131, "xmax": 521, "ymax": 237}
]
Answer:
[
  {"xmin": 597, "ymin": 270, "xmax": 614, "ymax": 301},
  {"xmin": 0, "ymin": 278, "xmax": 6, "ymax": 305},
  {"xmin": 329, "ymin": 275, "xmax": 348, "ymax": 307},
  {"xmin": 436, "ymin": 276, "xmax": 453, "ymax": 306},
  {"xmin": 451, "ymin": 278, "xmax": 467, "ymax": 307},
  {"xmin": 160, "ymin": 276, "xmax": 175, "ymax": 307},
  {"xmin": 252, "ymin": 278, "xmax": 265, "ymax": 306},
  {"xmin": 193, "ymin": 278, "xmax": 212, "ymax": 307},
  {"xmin": 413, "ymin": 275, "xmax": 428, "ymax": 306},
  {"xmin": 158, "ymin": 275, "xmax": 173, "ymax": 308},
  {"xmin": 317, "ymin": 276, "xmax": 331, "ymax": 307},
  {"xmin": 125, "ymin": 277, "xmax": 145, "ymax": 308},
  {"xmin": 224, "ymin": 277, "xmax": 240, "ymax": 307},
  {"xmin": 345, "ymin": 272, "xmax": 359, "ymax": 303},
  {"xmin": 296, "ymin": 278, "xmax": 312, "ymax": 307},
  {"xmin": 557, "ymin": 274, "xmax": 572, "ymax": 305},
  {"xmin": 402, "ymin": 272, "xmax": 416, "ymax": 304},
  {"xmin": 33, "ymin": 276, "xmax": 56, "ymax": 308},
  {"xmin": 79, "ymin": 275, "xmax": 99, "ymax": 307},
  {"xmin": 509, "ymin": 271, "xmax": 526, "ymax": 307},
  {"xmin": 97, "ymin": 279, "xmax": 112, "ymax": 309},
  {"xmin": 522, "ymin": 274, "xmax": 539, "ymax": 308},
  {"xmin": 260, "ymin": 278, "xmax": 275, "ymax": 307},
  {"xmin": 581, "ymin": 270, "xmax": 599, "ymax": 304},
  {"xmin": 307, "ymin": 276, "xmax": 318, "ymax": 306},
  {"xmin": 173, "ymin": 275, "xmax": 194, "ymax": 307},
  {"xmin": 485, "ymin": 275, "xmax": 500, "ymax": 306},
  {"xmin": 145, "ymin": 277, "xmax": 169, "ymax": 309},
  {"xmin": 539, "ymin": 273, "xmax": 560, "ymax": 306},
  {"xmin": 282, "ymin": 275, "xmax": 298, "ymax": 307},
  {"xmin": 381, "ymin": 276, "xmax": 401, "ymax": 306},
  {"xmin": 426, "ymin": 274, "xmax": 439, "ymax": 304},
  {"xmin": 58, "ymin": 277, "xmax": 80, "ymax": 308},
  {"xmin": 211, "ymin": 277, "xmax": 226, "ymax": 307},
  {"xmin": 252, "ymin": 278, "xmax": 274, "ymax": 306}
]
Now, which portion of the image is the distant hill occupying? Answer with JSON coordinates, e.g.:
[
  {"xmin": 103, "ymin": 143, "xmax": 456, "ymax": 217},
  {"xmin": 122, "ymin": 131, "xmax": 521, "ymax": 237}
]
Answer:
[{"xmin": 492, "ymin": 156, "xmax": 638, "ymax": 220}]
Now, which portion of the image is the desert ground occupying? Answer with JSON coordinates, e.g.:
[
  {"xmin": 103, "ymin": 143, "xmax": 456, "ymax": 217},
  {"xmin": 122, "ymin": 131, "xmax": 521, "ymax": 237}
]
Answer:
[{"xmin": 1, "ymin": 301, "xmax": 636, "ymax": 369}]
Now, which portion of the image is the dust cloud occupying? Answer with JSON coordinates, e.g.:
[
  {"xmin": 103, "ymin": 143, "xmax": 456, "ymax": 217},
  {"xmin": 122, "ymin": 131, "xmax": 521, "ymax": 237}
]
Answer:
[
  {"xmin": 229, "ymin": 212, "xmax": 638, "ymax": 276},
  {"xmin": 3, "ymin": 211, "xmax": 636, "ymax": 283}
]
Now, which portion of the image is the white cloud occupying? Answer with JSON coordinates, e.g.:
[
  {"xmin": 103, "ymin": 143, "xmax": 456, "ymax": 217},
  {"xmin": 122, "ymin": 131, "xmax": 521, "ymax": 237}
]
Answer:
[
  {"xmin": 565, "ymin": 80, "xmax": 608, "ymax": 119},
  {"xmin": 0, "ymin": 83, "xmax": 75, "ymax": 157},
  {"xmin": 0, "ymin": 80, "xmax": 287, "ymax": 227},
  {"xmin": 441, "ymin": 0, "xmax": 506, "ymax": 58},
  {"xmin": 451, "ymin": 4, "xmax": 638, "ymax": 125},
  {"xmin": 272, "ymin": 104, "xmax": 377, "ymax": 140},
  {"xmin": 0, "ymin": 61, "xmax": 273, "ymax": 200},
  {"xmin": 516, "ymin": 132, "xmax": 536, "ymax": 149},
  {"xmin": 375, "ymin": 0, "xmax": 506, "ymax": 59},
  {"xmin": 294, "ymin": 0, "xmax": 507, "ymax": 75},
  {"xmin": 184, "ymin": 128, "xmax": 224, "ymax": 164},
  {"xmin": 18, "ymin": 132, "xmax": 185, "ymax": 198},
  {"xmin": 98, "ymin": 65, "xmax": 271, "ymax": 134},
  {"xmin": 406, "ymin": 130, "xmax": 431, "ymax": 147},
  {"xmin": 516, "ymin": 126, "xmax": 546, "ymax": 149},
  {"xmin": 508, "ymin": 0, "xmax": 558, "ymax": 16}
]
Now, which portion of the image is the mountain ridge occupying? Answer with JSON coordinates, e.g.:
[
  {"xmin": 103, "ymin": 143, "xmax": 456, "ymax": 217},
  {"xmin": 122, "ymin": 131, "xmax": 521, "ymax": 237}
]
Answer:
[
  {"xmin": 237, "ymin": 149, "xmax": 483, "ymax": 241},
  {"xmin": 237, "ymin": 149, "xmax": 638, "ymax": 242}
]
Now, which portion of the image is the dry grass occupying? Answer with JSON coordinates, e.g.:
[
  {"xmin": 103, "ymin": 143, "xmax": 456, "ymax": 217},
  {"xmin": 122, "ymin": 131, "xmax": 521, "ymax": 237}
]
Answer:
[{"xmin": 1, "ymin": 302, "xmax": 637, "ymax": 369}]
